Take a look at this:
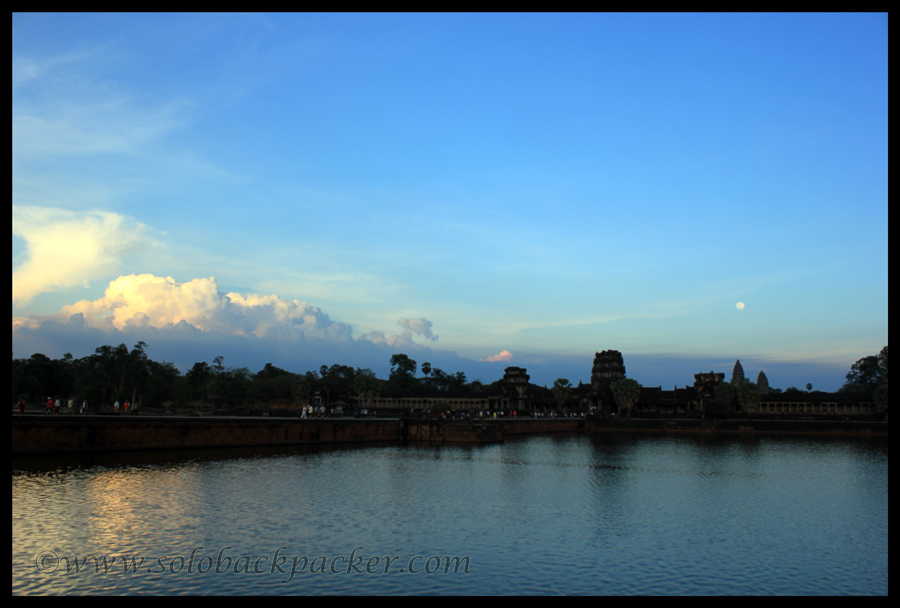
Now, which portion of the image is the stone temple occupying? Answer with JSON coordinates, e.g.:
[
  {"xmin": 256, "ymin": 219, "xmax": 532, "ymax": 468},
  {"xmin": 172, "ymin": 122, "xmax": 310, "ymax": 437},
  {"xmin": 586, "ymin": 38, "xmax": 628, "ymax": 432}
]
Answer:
[
  {"xmin": 693, "ymin": 371, "xmax": 725, "ymax": 402},
  {"xmin": 590, "ymin": 350, "xmax": 626, "ymax": 413},
  {"xmin": 731, "ymin": 359, "xmax": 745, "ymax": 386},
  {"xmin": 757, "ymin": 370, "xmax": 770, "ymax": 395}
]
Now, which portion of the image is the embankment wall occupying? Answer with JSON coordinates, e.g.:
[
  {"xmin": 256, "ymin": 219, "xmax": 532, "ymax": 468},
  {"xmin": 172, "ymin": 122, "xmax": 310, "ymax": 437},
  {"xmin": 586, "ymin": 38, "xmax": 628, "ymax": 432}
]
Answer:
[
  {"xmin": 585, "ymin": 418, "xmax": 887, "ymax": 436},
  {"xmin": 12, "ymin": 416, "xmax": 401, "ymax": 455}
]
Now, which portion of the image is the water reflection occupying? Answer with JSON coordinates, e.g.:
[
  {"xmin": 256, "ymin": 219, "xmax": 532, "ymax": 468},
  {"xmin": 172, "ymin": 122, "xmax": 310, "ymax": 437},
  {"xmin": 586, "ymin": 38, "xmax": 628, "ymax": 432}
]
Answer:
[{"xmin": 13, "ymin": 434, "xmax": 888, "ymax": 595}]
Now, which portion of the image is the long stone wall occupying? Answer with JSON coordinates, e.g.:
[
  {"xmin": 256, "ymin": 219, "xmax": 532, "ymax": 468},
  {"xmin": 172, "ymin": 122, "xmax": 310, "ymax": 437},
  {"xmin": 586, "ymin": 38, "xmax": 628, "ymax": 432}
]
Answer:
[
  {"xmin": 12, "ymin": 416, "xmax": 402, "ymax": 455},
  {"xmin": 755, "ymin": 401, "xmax": 876, "ymax": 415},
  {"xmin": 12, "ymin": 415, "xmax": 588, "ymax": 454},
  {"xmin": 585, "ymin": 418, "xmax": 887, "ymax": 436}
]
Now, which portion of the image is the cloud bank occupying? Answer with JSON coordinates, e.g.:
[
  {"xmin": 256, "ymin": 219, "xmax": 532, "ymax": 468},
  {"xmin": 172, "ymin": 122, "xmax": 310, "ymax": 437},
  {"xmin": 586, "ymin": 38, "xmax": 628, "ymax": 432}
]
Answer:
[
  {"xmin": 16, "ymin": 273, "xmax": 353, "ymax": 342},
  {"xmin": 13, "ymin": 206, "xmax": 155, "ymax": 305},
  {"xmin": 13, "ymin": 274, "xmax": 448, "ymax": 377}
]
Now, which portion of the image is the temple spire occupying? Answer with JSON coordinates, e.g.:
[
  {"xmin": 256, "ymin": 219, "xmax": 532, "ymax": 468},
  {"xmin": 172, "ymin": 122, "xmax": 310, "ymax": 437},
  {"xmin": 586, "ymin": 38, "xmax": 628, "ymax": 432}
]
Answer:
[
  {"xmin": 731, "ymin": 359, "xmax": 745, "ymax": 386},
  {"xmin": 757, "ymin": 370, "xmax": 770, "ymax": 394}
]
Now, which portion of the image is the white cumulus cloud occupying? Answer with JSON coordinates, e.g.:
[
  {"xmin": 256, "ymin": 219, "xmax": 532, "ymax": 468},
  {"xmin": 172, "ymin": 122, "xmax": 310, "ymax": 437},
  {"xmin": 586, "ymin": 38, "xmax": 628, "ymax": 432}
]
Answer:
[
  {"xmin": 480, "ymin": 350, "xmax": 513, "ymax": 363},
  {"xmin": 28, "ymin": 273, "xmax": 353, "ymax": 342},
  {"xmin": 13, "ymin": 206, "xmax": 156, "ymax": 305}
]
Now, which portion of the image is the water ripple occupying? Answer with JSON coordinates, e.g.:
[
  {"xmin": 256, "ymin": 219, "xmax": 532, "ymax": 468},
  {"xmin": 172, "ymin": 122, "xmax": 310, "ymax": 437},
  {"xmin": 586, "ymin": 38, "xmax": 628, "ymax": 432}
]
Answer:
[{"xmin": 13, "ymin": 434, "xmax": 887, "ymax": 595}]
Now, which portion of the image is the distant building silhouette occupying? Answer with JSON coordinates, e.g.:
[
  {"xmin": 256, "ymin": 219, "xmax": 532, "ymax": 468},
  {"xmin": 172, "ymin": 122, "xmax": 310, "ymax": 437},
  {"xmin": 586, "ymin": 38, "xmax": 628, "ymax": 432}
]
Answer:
[
  {"xmin": 731, "ymin": 360, "xmax": 745, "ymax": 386},
  {"xmin": 757, "ymin": 370, "xmax": 770, "ymax": 395},
  {"xmin": 590, "ymin": 350, "xmax": 625, "ymax": 414},
  {"xmin": 337, "ymin": 349, "xmax": 882, "ymax": 422},
  {"xmin": 694, "ymin": 371, "xmax": 725, "ymax": 408},
  {"xmin": 502, "ymin": 367, "xmax": 530, "ymax": 411}
]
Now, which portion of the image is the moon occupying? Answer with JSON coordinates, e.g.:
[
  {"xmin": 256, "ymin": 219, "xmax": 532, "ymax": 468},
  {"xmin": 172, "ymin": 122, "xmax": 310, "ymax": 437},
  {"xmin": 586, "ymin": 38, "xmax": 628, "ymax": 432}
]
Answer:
[{"xmin": 736, "ymin": 302, "xmax": 745, "ymax": 310}]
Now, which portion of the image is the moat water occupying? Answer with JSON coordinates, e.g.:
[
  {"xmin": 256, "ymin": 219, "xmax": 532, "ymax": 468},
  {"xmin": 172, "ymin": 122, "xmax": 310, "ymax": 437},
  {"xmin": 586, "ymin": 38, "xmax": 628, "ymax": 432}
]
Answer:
[{"xmin": 13, "ymin": 433, "xmax": 888, "ymax": 595}]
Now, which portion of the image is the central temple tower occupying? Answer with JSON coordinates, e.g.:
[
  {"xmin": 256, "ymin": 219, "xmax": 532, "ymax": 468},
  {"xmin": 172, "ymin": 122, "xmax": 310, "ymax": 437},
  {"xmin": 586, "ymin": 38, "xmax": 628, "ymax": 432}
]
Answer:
[{"xmin": 590, "ymin": 350, "xmax": 626, "ymax": 414}]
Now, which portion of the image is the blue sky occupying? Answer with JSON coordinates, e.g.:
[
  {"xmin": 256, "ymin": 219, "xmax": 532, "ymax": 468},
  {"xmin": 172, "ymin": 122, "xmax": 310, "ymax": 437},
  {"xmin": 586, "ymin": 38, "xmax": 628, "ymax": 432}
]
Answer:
[{"xmin": 13, "ymin": 13, "xmax": 888, "ymax": 391}]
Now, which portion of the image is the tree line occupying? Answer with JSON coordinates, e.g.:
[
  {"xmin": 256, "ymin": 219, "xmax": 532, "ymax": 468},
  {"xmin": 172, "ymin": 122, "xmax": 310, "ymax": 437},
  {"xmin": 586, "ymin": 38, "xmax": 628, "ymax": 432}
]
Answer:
[
  {"xmin": 13, "ymin": 343, "xmax": 886, "ymax": 412},
  {"xmin": 12, "ymin": 344, "xmax": 497, "ymax": 411}
]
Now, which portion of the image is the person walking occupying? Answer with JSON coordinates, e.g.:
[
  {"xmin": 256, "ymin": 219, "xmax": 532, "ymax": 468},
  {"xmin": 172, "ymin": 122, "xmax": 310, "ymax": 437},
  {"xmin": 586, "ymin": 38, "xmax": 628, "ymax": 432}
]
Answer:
[
  {"xmin": 114, "ymin": 400, "xmax": 120, "ymax": 414},
  {"xmin": 17, "ymin": 398, "xmax": 25, "ymax": 414},
  {"xmin": 80, "ymin": 399, "xmax": 88, "ymax": 414},
  {"xmin": 46, "ymin": 397, "xmax": 53, "ymax": 414},
  {"xmin": 124, "ymin": 400, "xmax": 130, "ymax": 414},
  {"xmin": 67, "ymin": 398, "xmax": 74, "ymax": 415}
]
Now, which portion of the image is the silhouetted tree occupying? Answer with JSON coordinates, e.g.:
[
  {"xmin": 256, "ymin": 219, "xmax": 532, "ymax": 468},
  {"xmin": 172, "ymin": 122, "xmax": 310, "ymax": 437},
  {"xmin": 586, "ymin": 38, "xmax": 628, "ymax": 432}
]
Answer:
[
  {"xmin": 291, "ymin": 376, "xmax": 311, "ymax": 408},
  {"xmin": 738, "ymin": 382, "xmax": 761, "ymax": 414},
  {"xmin": 140, "ymin": 358, "xmax": 181, "ymax": 407},
  {"xmin": 353, "ymin": 370, "xmax": 381, "ymax": 412},
  {"xmin": 390, "ymin": 354, "xmax": 416, "ymax": 377},
  {"xmin": 610, "ymin": 378, "xmax": 641, "ymax": 420},
  {"xmin": 552, "ymin": 378, "xmax": 573, "ymax": 411},
  {"xmin": 708, "ymin": 382, "xmax": 737, "ymax": 417},
  {"xmin": 187, "ymin": 361, "xmax": 212, "ymax": 401},
  {"xmin": 252, "ymin": 363, "xmax": 295, "ymax": 402},
  {"xmin": 388, "ymin": 354, "xmax": 418, "ymax": 391},
  {"xmin": 222, "ymin": 367, "xmax": 251, "ymax": 407},
  {"xmin": 453, "ymin": 371, "xmax": 466, "ymax": 389},
  {"xmin": 841, "ymin": 346, "xmax": 888, "ymax": 392},
  {"xmin": 874, "ymin": 384, "xmax": 888, "ymax": 415},
  {"xmin": 89, "ymin": 344, "xmax": 132, "ymax": 405}
]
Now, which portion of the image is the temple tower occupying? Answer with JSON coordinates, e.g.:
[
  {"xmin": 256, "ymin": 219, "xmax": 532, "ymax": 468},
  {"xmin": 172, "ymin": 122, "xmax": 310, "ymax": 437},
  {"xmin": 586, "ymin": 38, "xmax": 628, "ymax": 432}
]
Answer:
[
  {"xmin": 731, "ymin": 360, "xmax": 745, "ymax": 386},
  {"xmin": 694, "ymin": 371, "xmax": 725, "ymax": 407},
  {"xmin": 502, "ymin": 367, "xmax": 530, "ymax": 412},
  {"xmin": 757, "ymin": 370, "xmax": 770, "ymax": 395},
  {"xmin": 590, "ymin": 350, "xmax": 626, "ymax": 414}
]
